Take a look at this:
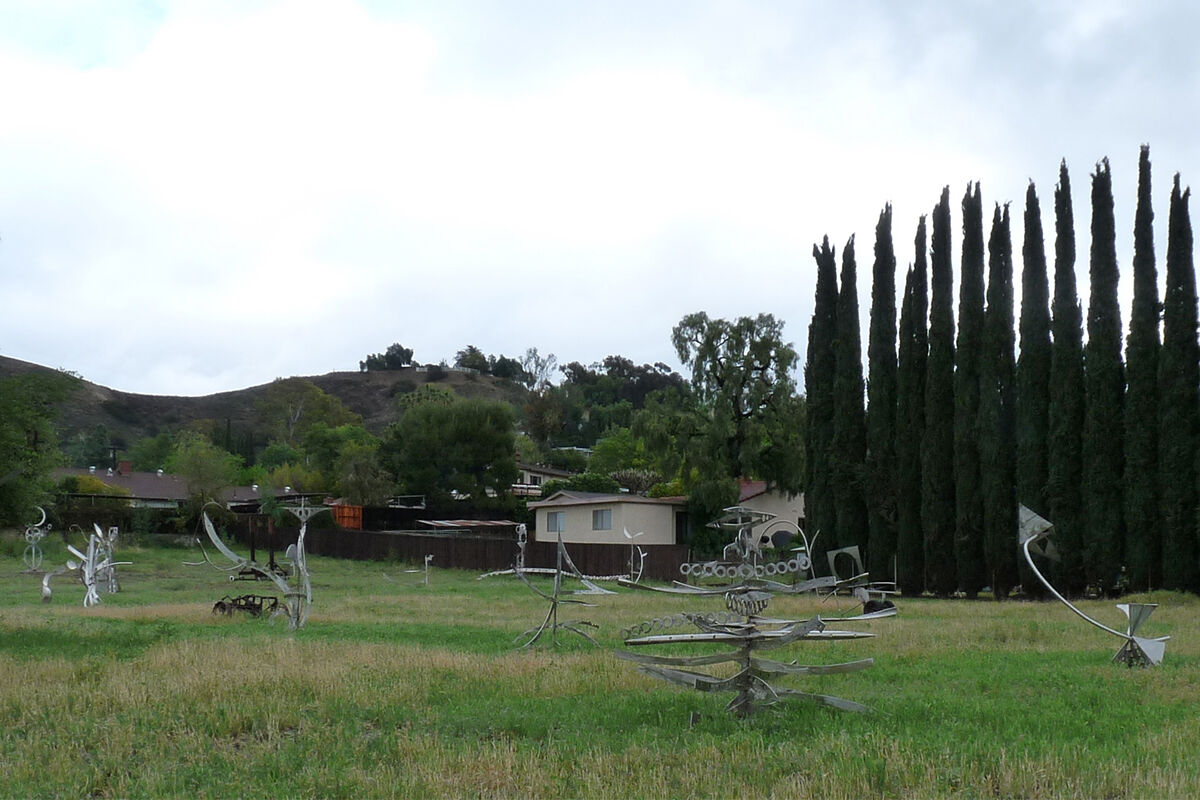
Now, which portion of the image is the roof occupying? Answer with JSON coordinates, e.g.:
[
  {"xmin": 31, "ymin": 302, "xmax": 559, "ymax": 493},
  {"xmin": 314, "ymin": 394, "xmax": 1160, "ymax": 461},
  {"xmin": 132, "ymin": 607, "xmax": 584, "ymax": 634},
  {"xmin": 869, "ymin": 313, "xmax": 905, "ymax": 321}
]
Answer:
[
  {"xmin": 739, "ymin": 479, "xmax": 769, "ymax": 503},
  {"xmin": 514, "ymin": 461, "xmax": 575, "ymax": 478},
  {"xmin": 528, "ymin": 490, "xmax": 687, "ymax": 509},
  {"xmin": 53, "ymin": 467, "xmax": 278, "ymax": 505}
]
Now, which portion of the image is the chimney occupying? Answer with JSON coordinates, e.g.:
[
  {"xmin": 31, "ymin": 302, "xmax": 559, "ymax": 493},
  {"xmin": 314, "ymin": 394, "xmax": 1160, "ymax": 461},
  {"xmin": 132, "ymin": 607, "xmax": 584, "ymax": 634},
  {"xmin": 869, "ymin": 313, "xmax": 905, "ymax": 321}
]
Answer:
[{"xmin": 118, "ymin": 460, "xmax": 132, "ymax": 475}]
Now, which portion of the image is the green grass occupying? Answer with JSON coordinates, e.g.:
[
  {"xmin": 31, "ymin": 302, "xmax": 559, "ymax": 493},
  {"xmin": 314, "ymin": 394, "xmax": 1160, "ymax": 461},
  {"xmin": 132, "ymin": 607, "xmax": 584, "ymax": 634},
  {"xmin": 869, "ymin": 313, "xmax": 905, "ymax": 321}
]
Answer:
[{"xmin": 2, "ymin": 532, "xmax": 1199, "ymax": 798}]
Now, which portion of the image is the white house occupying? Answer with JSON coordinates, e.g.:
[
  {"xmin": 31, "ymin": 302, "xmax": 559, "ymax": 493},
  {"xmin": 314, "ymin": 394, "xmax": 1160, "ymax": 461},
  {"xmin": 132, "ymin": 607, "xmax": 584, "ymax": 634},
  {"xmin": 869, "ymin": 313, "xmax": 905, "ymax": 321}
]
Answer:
[
  {"xmin": 736, "ymin": 480, "xmax": 805, "ymax": 530},
  {"xmin": 528, "ymin": 490, "xmax": 688, "ymax": 546}
]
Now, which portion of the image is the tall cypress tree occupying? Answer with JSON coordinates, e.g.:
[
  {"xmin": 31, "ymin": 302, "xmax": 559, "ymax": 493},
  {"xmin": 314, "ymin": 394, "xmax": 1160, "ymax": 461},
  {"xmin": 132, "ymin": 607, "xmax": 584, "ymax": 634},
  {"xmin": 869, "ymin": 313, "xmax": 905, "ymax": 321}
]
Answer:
[
  {"xmin": 955, "ymin": 183, "xmax": 987, "ymax": 596},
  {"xmin": 981, "ymin": 204, "xmax": 1018, "ymax": 597},
  {"xmin": 866, "ymin": 206, "xmax": 898, "ymax": 579},
  {"xmin": 923, "ymin": 188, "xmax": 957, "ymax": 596},
  {"xmin": 832, "ymin": 236, "xmax": 869, "ymax": 553},
  {"xmin": 1124, "ymin": 145, "xmax": 1160, "ymax": 591},
  {"xmin": 1016, "ymin": 182, "xmax": 1051, "ymax": 516},
  {"xmin": 1046, "ymin": 161, "xmax": 1087, "ymax": 595},
  {"xmin": 1159, "ymin": 175, "xmax": 1199, "ymax": 592},
  {"xmin": 805, "ymin": 237, "xmax": 840, "ymax": 572},
  {"xmin": 1083, "ymin": 158, "xmax": 1124, "ymax": 594},
  {"xmin": 896, "ymin": 217, "xmax": 928, "ymax": 595}
]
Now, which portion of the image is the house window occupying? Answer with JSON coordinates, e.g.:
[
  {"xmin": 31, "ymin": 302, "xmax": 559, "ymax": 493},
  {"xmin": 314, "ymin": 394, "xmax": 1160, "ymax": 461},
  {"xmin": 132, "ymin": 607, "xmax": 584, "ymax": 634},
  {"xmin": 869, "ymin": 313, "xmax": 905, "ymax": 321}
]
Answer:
[
  {"xmin": 592, "ymin": 508, "xmax": 612, "ymax": 531},
  {"xmin": 546, "ymin": 511, "xmax": 564, "ymax": 533},
  {"xmin": 530, "ymin": 475, "xmax": 541, "ymax": 486}
]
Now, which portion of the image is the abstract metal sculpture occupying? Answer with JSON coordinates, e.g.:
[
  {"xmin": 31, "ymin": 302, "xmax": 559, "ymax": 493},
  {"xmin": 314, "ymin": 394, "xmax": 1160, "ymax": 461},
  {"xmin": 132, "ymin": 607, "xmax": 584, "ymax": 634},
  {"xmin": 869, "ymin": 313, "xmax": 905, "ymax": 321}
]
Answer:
[
  {"xmin": 623, "ymin": 527, "xmax": 646, "ymax": 583},
  {"xmin": 23, "ymin": 506, "xmax": 48, "ymax": 571},
  {"xmin": 515, "ymin": 532, "xmax": 601, "ymax": 648},
  {"xmin": 41, "ymin": 524, "xmax": 130, "ymax": 606},
  {"xmin": 616, "ymin": 506, "xmax": 888, "ymax": 716},
  {"xmin": 195, "ymin": 501, "xmax": 321, "ymax": 629},
  {"xmin": 1019, "ymin": 504, "xmax": 1170, "ymax": 666}
]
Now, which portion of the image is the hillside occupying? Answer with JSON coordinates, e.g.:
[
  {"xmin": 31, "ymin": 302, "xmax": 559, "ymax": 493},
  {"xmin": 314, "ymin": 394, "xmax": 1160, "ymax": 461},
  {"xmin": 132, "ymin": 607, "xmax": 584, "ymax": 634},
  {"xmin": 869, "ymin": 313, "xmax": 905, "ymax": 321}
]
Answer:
[{"xmin": 0, "ymin": 355, "xmax": 529, "ymax": 449}]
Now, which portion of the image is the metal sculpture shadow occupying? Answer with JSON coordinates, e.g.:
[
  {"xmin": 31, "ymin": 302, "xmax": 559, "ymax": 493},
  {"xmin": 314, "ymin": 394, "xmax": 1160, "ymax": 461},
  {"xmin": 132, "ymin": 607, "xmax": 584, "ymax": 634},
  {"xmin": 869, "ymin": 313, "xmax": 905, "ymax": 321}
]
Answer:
[{"xmin": 1019, "ymin": 504, "xmax": 1170, "ymax": 666}]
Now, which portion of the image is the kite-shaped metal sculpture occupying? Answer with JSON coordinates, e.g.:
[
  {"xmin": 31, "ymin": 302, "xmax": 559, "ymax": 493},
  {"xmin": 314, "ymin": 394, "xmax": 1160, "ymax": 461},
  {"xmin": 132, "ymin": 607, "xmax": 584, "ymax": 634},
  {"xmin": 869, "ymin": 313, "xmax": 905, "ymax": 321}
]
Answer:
[
  {"xmin": 42, "ymin": 524, "xmax": 130, "ymax": 606},
  {"xmin": 515, "ymin": 531, "xmax": 601, "ymax": 648},
  {"xmin": 23, "ymin": 506, "xmax": 49, "ymax": 571},
  {"xmin": 195, "ymin": 502, "xmax": 321, "ymax": 629},
  {"xmin": 1019, "ymin": 504, "xmax": 1170, "ymax": 666},
  {"xmin": 617, "ymin": 588, "xmax": 876, "ymax": 717}
]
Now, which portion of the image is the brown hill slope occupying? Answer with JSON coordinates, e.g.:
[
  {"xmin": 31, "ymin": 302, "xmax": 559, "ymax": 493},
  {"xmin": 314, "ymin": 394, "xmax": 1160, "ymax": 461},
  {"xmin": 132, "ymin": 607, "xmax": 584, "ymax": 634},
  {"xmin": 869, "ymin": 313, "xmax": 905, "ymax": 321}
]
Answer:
[{"xmin": 0, "ymin": 355, "xmax": 528, "ymax": 449}]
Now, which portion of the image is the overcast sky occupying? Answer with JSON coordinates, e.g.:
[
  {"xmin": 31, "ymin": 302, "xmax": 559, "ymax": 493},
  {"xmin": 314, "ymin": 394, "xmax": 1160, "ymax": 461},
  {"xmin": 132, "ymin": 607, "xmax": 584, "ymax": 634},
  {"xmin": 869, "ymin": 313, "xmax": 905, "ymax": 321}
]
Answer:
[{"xmin": 2, "ymin": 1, "xmax": 1199, "ymax": 396}]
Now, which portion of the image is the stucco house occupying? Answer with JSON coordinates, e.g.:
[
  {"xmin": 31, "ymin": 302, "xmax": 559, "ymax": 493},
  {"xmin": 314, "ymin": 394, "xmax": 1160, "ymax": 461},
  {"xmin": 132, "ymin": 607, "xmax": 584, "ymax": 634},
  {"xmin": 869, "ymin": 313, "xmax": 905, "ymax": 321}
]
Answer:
[
  {"xmin": 512, "ymin": 461, "xmax": 575, "ymax": 497},
  {"xmin": 528, "ymin": 490, "xmax": 689, "ymax": 546},
  {"xmin": 736, "ymin": 480, "xmax": 805, "ymax": 531}
]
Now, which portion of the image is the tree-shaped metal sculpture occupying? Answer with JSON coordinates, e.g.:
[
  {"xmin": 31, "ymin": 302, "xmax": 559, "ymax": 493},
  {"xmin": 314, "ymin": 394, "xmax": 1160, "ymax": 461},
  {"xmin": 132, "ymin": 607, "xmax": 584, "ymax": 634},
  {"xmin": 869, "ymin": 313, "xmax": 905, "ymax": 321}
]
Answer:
[
  {"xmin": 42, "ymin": 524, "xmax": 130, "ymax": 606},
  {"xmin": 196, "ymin": 501, "xmax": 321, "ymax": 630},
  {"xmin": 515, "ymin": 532, "xmax": 602, "ymax": 648},
  {"xmin": 616, "ymin": 506, "xmax": 889, "ymax": 717},
  {"xmin": 1019, "ymin": 504, "xmax": 1170, "ymax": 666}
]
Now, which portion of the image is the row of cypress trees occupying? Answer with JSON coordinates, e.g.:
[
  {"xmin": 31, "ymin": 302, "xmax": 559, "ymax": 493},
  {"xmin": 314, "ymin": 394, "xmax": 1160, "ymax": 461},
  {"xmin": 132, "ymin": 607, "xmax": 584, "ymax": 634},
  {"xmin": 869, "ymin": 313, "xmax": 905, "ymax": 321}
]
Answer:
[{"xmin": 805, "ymin": 147, "xmax": 1199, "ymax": 597}]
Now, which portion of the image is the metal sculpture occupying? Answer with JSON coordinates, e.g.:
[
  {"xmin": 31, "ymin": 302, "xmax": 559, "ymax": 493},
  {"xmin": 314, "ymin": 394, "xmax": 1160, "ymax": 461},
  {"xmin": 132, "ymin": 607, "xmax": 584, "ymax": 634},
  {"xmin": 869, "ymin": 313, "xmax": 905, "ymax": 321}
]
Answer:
[
  {"xmin": 194, "ymin": 501, "xmax": 321, "ymax": 629},
  {"xmin": 479, "ymin": 524, "xmax": 623, "ymax": 586},
  {"xmin": 616, "ymin": 506, "xmax": 889, "ymax": 717},
  {"xmin": 618, "ymin": 588, "xmax": 876, "ymax": 717},
  {"xmin": 41, "ymin": 524, "xmax": 130, "ymax": 606},
  {"xmin": 1019, "ymin": 504, "xmax": 1170, "ymax": 666},
  {"xmin": 515, "ymin": 532, "xmax": 601, "ymax": 648},
  {"xmin": 213, "ymin": 594, "xmax": 280, "ymax": 617},
  {"xmin": 23, "ymin": 506, "xmax": 49, "ymax": 571},
  {"xmin": 623, "ymin": 527, "xmax": 646, "ymax": 583}
]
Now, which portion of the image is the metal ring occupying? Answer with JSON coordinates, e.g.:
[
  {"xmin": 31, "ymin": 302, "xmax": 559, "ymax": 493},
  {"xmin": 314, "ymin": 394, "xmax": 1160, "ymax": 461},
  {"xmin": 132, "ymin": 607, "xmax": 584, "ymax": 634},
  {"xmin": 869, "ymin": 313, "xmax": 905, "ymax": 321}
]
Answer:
[{"xmin": 680, "ymin": 562, "xmax": 692, "ymax": 576}]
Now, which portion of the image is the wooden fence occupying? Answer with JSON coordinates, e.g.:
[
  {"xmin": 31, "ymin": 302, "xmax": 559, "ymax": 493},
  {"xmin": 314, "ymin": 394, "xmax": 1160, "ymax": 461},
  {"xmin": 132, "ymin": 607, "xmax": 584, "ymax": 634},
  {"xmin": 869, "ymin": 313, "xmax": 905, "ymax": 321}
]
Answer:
[{"xmin": 231, "ymin": 518, "xmax": 689, "ymax": 582}]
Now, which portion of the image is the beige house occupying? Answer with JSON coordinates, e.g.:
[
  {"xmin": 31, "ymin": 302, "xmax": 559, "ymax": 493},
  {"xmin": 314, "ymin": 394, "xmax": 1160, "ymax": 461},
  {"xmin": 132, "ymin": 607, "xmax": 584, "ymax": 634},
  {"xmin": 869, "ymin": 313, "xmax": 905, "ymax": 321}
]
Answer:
[
  {"xmin": 528, "ymin": 491, "xmax": 688, "ymax": 546},
  {"xmin": 735, "ymin": 480, "xmax": 804, "ymax": 529}
]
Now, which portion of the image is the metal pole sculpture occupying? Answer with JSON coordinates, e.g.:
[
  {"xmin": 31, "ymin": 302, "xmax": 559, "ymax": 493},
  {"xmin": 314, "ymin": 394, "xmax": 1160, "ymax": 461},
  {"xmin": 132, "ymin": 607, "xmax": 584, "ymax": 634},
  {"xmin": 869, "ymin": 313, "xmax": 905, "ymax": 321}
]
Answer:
[
  {"xmin": 623, "ymin": 527, "xmax": 646, "ymax": 583},
  {"xmin": 616, "ymin": 506, "xmax": 889, "ymax": 717},
  {"xmin": 515, "ymin": 532, "xmax": 601, "ymax": 648},
  {"xmin": 42, "ymin": 524, "xmax": 131, "ymax": 606},
  {"xmin": 1019, "ymin": 504, "xmax": 1170, "ymax": 666},
  {"xmin": 196, "ymin": 501, "xmax": 322, "ymax": 630},
  {"xmin": 23, "ymin": 507, "xmax": 49, "ymax": 571}
]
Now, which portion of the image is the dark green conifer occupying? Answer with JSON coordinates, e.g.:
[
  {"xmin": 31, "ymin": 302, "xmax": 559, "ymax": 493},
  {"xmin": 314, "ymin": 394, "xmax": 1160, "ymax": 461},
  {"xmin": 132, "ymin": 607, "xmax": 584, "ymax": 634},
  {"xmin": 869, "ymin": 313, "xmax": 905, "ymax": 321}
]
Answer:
[
  {"xmin": 1124, "ymin": 145, "xmax": 1160, "ymax": 590},
  {"xmin": 896, "ymin": 217, "xmax": 928, "ymax": 595},
  {"xmin": 1159, "ymin": 175, "xmax": 1199, "ymax": 592},
  {"xmin": 922, "ymin": 188, "xmax": 957, "ymax": 596},
  {"xmin": 832, "ymin": 236, "xmax": 869, "ymax": 553},
  {"xmin": 955, "ymin": 183, "xmax": 987, "ymax": 597},
  {"xmin": 805, "ymin": 238, "xmax": 840, "ymax": 571},
  {"xmin": 1083, "ymin": 158, "xmax": 1124, "ymax": 594},
  {"xmin": 866, "ymin": 206, "xmax": 898, "ymax": 579},
  {"xmin": 1016, "ymin": 182, "xmax": 1051, "ymax": 517},
  {"xmin": 1046, "ymin": 161, "xmax": 1087, "ymax": 595},
  {"xmin": 980, "ymin": 204, "xmax": 1018, "ymax": 597}
]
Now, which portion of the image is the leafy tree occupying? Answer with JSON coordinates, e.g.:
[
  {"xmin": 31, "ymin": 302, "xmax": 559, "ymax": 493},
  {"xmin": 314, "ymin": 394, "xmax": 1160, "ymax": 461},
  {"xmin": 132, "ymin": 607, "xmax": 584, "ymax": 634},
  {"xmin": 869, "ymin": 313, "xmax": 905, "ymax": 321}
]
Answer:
[
  {"xmin": 895, "ymin": 217, "xmax": 928, "ymax": 595},
  {"xmin": 866, "ymin": 206, "xmax": 898, "ymax": 578},
  {"xmin": 127, "ymin": 431, "xmax": 175, "ymax": 472},
  {"xmin": 980, "ymin": 204, "xmax": 1018, "ymax": 598},
  {"xmin": 1159, "ymin": 174, "xmax": 1199, "ymax": 592},
  {"xmin": 588, "ymin": 426, "xmax": 650, "ymax": 476},
  {"xmin": 541, "ymin": 472, "xmax": 622, "ymax": 496},
  {"xmin": 0, "ymin": 374, "xmax": 69, "ymax": 526},
  {"xmin": 334, "ymin": 440, "xmax": 393, "ymax": 505},
  {"xmin": 64, "ymin": 424, "xmax": 113, "ymax": 469},
  {"xmin": 259, "ymin": 440, "xmax": 301, "ymax": 472},
  {"xmin": 302, "ymin": 423, "xmax": 378, "ymax": 484},
  {"xmin": 922, "ymin": 187, "xmax": 957, "ymax": 596},
  {"xmin": 383, "ymin": 397, "xmax": 518, "ymax": 508},
  {"xmin": 1124, "ymin": 145, "xmax": 1161, "ymax": 591},
  {"xmin": 489, "ymin": 354, "xmax": 528, "ymax": 383},
  {"xmin": 832, "ymin": 237, "xmax": 868, "ymax": 553},
  {"xmin": 454, "ymin": 345, "xmax": 489, "ymax": 372},
  {"xmin": 397, "ymin": 383, "xmax": 457, "ymax": 413},
  {"xmin": 805, "ymin": 237, "xmax": 840, "ymax": 571},
  {"xmin": 360, "ymin": 343, "xmax": 414, "ymax": 371},
  {"xmin": 611, "ymin": 468, "xmax": 662, "ymax": 495},
  {"xmin": 166, "ymin": 431, "xmax": 242, "ymax": 503},
  {"xmin": 1016, "ymin": 181, "xmax": 1052, "ymax": 517},
  {"xmin": 520, "ymin": 347, "xmax": 558, "ymax": 391},
  {"xmin": 1046, "ymin": 161, "xmax": 1087, "ymax": 594},
  {"xmin": 1083, "ymin": 159, "xmax": 1124, "ymax": 594},
  {"xmin": 955, "ymin": 182, "xmax": 987, "ymax": 597},
  {"xmin": 255, "ymin": 378, "xmax": 361, "ymax": 446}
]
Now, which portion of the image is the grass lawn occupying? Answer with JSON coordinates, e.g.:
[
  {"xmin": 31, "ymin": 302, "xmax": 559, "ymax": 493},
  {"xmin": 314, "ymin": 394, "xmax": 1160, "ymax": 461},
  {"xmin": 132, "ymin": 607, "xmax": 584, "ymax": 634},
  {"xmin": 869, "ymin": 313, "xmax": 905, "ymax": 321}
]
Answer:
[{"xmin": 1, "ymin": 530, "xmax": 1198, "ymax": 798}]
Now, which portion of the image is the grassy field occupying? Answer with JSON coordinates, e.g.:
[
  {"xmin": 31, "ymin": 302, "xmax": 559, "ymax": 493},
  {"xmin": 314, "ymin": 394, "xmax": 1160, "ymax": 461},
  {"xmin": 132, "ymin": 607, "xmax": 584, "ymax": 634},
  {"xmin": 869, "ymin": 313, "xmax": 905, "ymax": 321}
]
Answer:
[{"xmin": 1, "ymin": 531, "xmax": 1198, "ymax": 799}]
